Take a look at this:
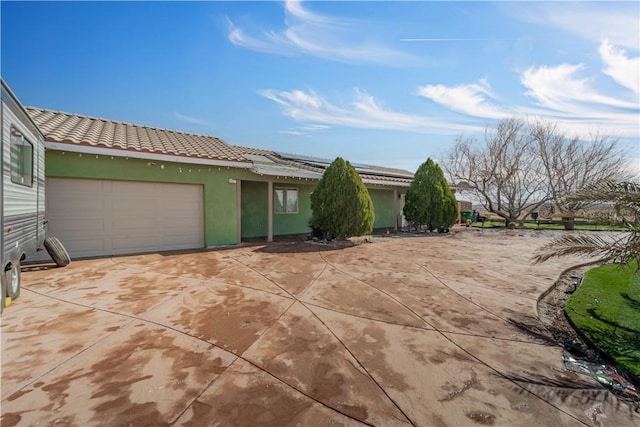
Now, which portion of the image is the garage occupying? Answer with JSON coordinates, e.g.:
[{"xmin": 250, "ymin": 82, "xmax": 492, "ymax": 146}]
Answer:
[{"xmin": 45, "ymin": 178, "xmax": 204, "ymax": 258}]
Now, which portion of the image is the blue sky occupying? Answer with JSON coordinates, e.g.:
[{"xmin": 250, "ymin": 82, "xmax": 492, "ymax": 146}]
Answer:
[{"xmin": 2, "ymin": 1, "xmax": 639, "ymax": 173}]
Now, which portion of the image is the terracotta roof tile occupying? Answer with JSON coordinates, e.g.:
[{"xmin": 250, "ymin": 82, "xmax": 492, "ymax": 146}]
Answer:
[{"xmin": 27, "ymin": 107, "xmax": 250, "ymax": 164}]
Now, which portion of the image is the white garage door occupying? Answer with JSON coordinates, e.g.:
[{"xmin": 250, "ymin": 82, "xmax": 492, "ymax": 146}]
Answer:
[{"xmin": 45, "ymin": 178, "xmax": 204, "ymax": 258}]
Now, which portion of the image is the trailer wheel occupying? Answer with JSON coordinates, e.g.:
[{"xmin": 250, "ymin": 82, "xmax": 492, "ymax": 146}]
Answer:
[
  {"xmin": 44, "ymin": 237, "xmax": 71, "ymax": 267},
  {"xmin": 5, "ymin": 262, "xmax": 21, "ymax": 300}
]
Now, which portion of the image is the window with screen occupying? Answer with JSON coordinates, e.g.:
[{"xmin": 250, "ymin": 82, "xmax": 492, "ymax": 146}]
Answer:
[{"xmin": 10, "ymin": 127, "xmax": 34, "ymax": 187}]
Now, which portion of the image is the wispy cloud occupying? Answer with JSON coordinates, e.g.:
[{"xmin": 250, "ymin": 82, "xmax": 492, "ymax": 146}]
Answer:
[
  {"xmin": 514, "ymin": 2, "xmax": 639, "ymax": 49},
  {"xmin": 416, "ymin": 40, "xmax": 639, "ymax": 138},
  {"xmin": 175, "ymin": 113, "xmax": 208, "ymax": 126},
  {"xmin": 279, "ymin": 124, "xmax": 329, "ymax": 137},
  {"xmin": 416, "ymin": 79, "xmax": 509, "ymax": 120},
  {"xmin": 263, "ymin": 40, "xmax": 638, "ymax": 139},
  {"xmin": 226, "ymin": 0, "xmax": 418, "ymax": 65},
  {"xmin": 599, "ymin": 39, "xmax": 640, "ymax": 96},
  {"xmin": 261, "ymin": 88, "xmax": 483, "ymax": 135}
]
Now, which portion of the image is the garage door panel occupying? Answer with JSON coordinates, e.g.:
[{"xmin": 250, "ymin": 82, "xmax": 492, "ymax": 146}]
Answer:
[
  {"xmin": 49, "ymin": 198, "xmax": 105, "ymax": 214},
  {"xmin": 112, "ymin": 199, "xmax": 158, "ymax": 213},
  {"xmin": 44, "ymin": 178, "xmax": 204, "ymax": 258},
  {"xmin": 55, "ymin": 219, "xmax": 106, "ymax": 235},
  {"xmin": 111, "ymin": 218, "xmax": 160, "ymax": 232},
  {"xmin": 70, "ymin": 239, "xmax": 107, "ymax": 255},
  {"xmin": 112, "ymin": 236, "xmax": 160, "ymax": 251}
]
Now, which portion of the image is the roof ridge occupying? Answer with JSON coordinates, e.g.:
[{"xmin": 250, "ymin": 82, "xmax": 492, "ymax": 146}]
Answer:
[{"xmin": 25, "ymin": 106, "xmax": 225, "ymax": 141}]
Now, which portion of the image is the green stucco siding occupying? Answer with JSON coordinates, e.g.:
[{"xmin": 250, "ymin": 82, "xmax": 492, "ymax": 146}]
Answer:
[
  {"xmin": 241, "ymin": 181, "xmax": 268, "ymax": 238},
  {"xmin": 273, "ymin": 184, "xmax": 313, "ymax": 236},
  {"xmin": 369, "ymin": 188, "xmax": 395, "ymax": 229},
  {"xmin": 45, "ymin": 150, "xmax": 241, "ymax": 246},
  {"xmin": 45, "ymin": 150, "xmax": 408, "ymax": 246}
]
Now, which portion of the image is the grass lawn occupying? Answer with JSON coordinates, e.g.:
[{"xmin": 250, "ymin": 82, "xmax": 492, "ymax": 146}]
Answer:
[
  {"xmin": 470, "ymin": 221, "xmax": 628, "ymax": 231},
  {"xmin": 565, "ymin": 262, "xmax": 640, "ymax": 376}
]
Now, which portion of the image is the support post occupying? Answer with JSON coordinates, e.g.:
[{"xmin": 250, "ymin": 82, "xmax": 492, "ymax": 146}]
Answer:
[
  {"xmin": 267, "ymin": 180, "xmax": 273, "ymax": 242},
  {"xmin": 393, "ymin": 189, "xmax": 398, "ymax": 231},
  {"xmin": 236, "ymin": 179, "xmax": 242, "ymax": 244}
]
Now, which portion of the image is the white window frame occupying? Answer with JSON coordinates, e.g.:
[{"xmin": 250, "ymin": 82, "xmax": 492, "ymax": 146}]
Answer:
[
  {"xmin": 10, "ymin": 126, "xmax": 34, "ymax": 187},
  {"xmin": 274, "ymin": 187, "xmax": 299, "ymax": 214}
]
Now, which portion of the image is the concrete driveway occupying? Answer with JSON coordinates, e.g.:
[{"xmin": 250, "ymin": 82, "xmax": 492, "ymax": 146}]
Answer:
[{"xmin": 1, "ymin": 229, "xmax": 638, "ymax": 426}]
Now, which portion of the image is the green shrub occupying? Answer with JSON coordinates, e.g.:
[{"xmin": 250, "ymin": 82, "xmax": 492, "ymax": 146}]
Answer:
[
  {"xmin": 404, "ymin": 158, "xmax": 458, "ymax": 231},
  {"xmin": 310, "ymin": 157, "xmax": 374, "ymax": 238}
]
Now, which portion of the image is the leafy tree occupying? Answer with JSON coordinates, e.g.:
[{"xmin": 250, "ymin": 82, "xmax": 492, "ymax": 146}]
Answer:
[
  {"xmin": 311, "ymin": 157, "xmax": 374, "ymax": 238},
  {"xmin": 533, "ymin": 180, "xmax": 640, "ymax": 270},
  {"xmin": 404, "ymin": 158, "xmax": 458, "ymax": 231}
]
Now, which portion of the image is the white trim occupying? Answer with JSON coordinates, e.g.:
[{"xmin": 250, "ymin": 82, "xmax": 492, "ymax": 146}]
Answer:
[
  {"xmin": 362, "ymin": 178, "xmax": 411, "ymax": 187},
  {"xmin": 250, "ymin": 166, "xmax": 322, "ymax": 180},
  {"xmin": 44, "ymin": 141, "xmax": 253, "ymax": 169}
]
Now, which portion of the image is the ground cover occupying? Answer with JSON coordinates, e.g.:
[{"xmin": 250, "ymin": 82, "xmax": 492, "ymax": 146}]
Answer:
[
  {"xmin": 472, "ymin": 221, "xmax": 628, "ymax": 231},
  {"xmin": 565, "ymin": 261, "xmax": 640, "ymax": 376}
]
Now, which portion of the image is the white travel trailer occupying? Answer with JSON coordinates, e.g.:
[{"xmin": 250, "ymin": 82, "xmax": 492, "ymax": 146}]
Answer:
[{"xmin": 1, "ymin": 80, "xmax": 68, "ymax": 314}]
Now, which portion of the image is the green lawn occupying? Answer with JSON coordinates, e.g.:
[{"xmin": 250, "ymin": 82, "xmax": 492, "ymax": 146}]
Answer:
[
  {"xmin": 565, "ymin": 262, "xmax": 640, "ymax": 376},
  {"xmin": 470, "ymin": 221, "xmax": 628, "ymax": 231}
]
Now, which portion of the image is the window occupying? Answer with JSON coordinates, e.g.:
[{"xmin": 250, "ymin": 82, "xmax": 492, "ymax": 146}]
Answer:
[
  {"xmin": 10, "ymin": 127, "xmax": 34, "ymax": 187},
  {"xmin": 274, "ymin": 188, "xmax": 298, "ymax": 214}
]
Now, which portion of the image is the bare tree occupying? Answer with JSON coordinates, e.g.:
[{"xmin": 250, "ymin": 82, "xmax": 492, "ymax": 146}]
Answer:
[
  {"xmin": 531, "ymin": 120, "xmax": 629, "ymax": 229},
  {"xmin": 444, "ymin": 118, "xmax": 548, "ymax": 225},
  {"xmin": 444, "ymin": 117, "xmax": 630, "ymax": 227}
]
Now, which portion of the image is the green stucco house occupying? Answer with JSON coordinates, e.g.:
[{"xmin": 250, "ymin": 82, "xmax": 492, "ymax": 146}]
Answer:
[{"xmin": 27, "ymin": 108, "xmax": 413, "ymax": 259}]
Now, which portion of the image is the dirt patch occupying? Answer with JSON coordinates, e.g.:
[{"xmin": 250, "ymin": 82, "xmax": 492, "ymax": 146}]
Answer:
[
  {"xmin": 537, "ymin": 264, "xmax": 601, "ymax": 360},
  {"xmin": 537, "ymin": 264, "xmax": 640, "ymax": 409}
]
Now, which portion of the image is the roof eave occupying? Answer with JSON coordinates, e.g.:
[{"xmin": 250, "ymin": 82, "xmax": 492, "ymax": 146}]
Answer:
[
  {"xmin": 361, "ymin": 178, "xmax": 412, "ymax": 187},
  {"xmin": 250, "ymin": 166, "xmax": 322, "ymax": 180},
  {"xmin": 44, "ymin": 141, "xmax": 253, "ymax": 169}
]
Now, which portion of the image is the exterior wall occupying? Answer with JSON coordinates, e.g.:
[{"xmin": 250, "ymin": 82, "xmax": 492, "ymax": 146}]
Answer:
[
  {"xmin": 241, "ymin": 180, "xmax": 314, "ymax": 238},
  {"xmin": 240, "ymin": 181, "xmax": 268, "ymax": 238},
  {"xmin": 46, "ymin": 150, "xmax": 410, "ymax": 245},
  {"xmin": 45, "ymin": 150, "xmax": 240, "ymax": 246},
  {"xmin": 272, "ymin": 183, "xmax": 314, "ymax": 236},
  {"xmin": 368, "ymin": 188, "xmax": 395, "ymax": 229}
]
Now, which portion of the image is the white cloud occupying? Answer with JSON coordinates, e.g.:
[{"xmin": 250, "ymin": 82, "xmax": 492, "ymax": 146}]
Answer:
[
  {"xmin": 279, "ymin": 124, "xmax": 329, "ymax": 137},
  {"xmin": 175, "ymin": 113, "xmax": 208, "ymax": 126},
  {"xmin": 260, "ymin": 88, "xmax": 483, "ymax": 135},
  {"xmin": 415, "ymin": 41, "xmax": 639, "ymax": 139},
  {"xmin": 599, "ymin": 39, "xmax": 640, "ymax": 96},
  {"xmin": 521, "ymin": 63, "xmax": 638, "ymax": 112},
  {"xmin": 516, "ymin": 3, "xmax": 640, "ymax": 50},
  {"xmin": 416, "ymin": 79, "xmax": 509, "ymax": 120},
  {"xmin": 227, "ymin": 0, "xmax": 418, "ymax": 65}
]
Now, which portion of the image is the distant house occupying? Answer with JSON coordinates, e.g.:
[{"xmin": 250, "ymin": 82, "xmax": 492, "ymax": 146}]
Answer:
[{"xmin": 27, "ymin": 108, "xmax": 413, "ymax": 258}]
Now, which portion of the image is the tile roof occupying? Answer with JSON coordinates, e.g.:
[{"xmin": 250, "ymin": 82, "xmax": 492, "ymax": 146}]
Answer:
[
  {"xmin": 26, "ymin": 107, "xmax": 413, "ymax": 185},
  {"xmin": 27, "ymin": 108, "xmax": 250, "ymax": 164}
]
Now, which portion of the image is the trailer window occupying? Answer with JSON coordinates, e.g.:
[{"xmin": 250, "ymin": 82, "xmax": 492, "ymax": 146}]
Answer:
[{"xmin": 10, "ymin": 127, "xmax": 34, "ymax": 187}]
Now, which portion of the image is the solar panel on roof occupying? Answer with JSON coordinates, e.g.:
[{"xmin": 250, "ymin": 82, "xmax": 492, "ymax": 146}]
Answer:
[{"xmin": 276, "ymin": 151, "xmax": 413, "ymax": 179}]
